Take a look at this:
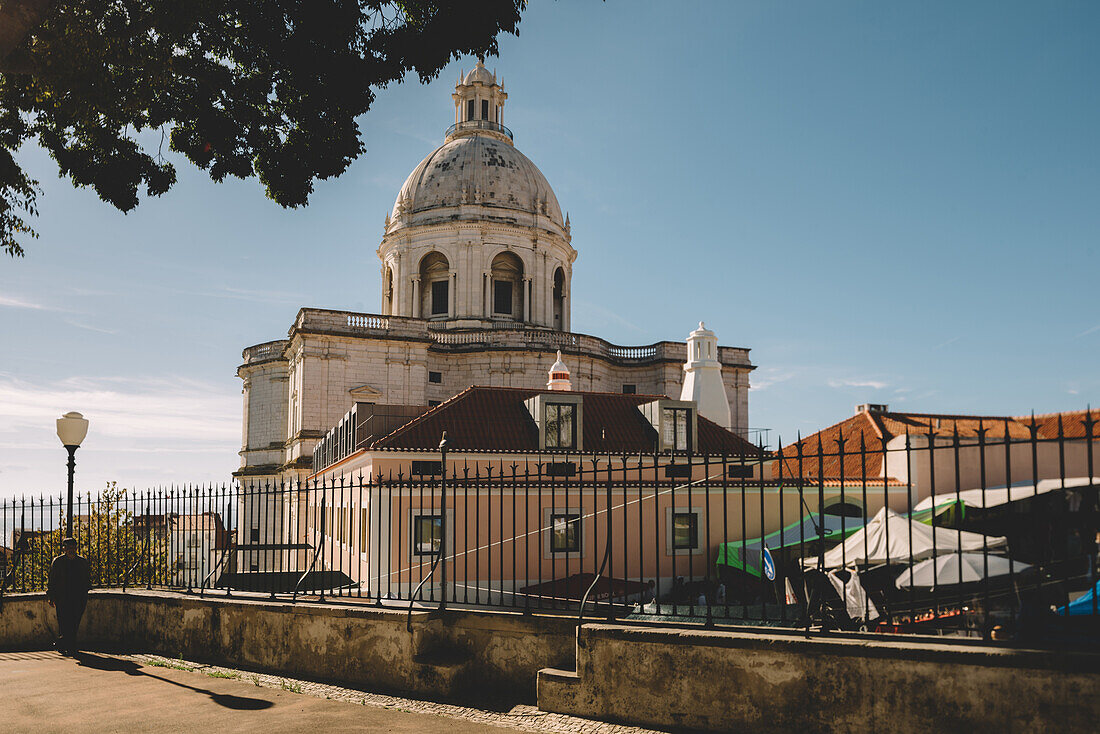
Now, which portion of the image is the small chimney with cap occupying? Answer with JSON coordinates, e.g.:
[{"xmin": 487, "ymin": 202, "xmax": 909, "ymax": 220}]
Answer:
[
  {"xmin": 547, "ymin": 350, "xmax": 572, "ymax": 391},
  {"xmin": 680, "ymin": 321, "xmax": 731, "ymax": 430}
]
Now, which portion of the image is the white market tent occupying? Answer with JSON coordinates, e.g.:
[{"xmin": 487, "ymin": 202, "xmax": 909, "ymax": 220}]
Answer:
[
  {"xmin": 913, "ymin": 477, "xmax": 1100, "ymax": 513},
  {"xmin": 808, "ymin": 508, "xmax": 1007, "ymax": 570},
  {"xmin": 895, "ymin": 552, "xmax": 1031, "ymax": 589}
]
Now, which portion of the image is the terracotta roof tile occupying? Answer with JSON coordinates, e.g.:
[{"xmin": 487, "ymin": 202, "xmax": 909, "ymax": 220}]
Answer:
[
  {"xmin": 771, "ymin": 408, "xmax": 1099, "ymax": 482},
  {"xmin": 370, "ymin": 386, "xmax": 761, "ymax": 455}
]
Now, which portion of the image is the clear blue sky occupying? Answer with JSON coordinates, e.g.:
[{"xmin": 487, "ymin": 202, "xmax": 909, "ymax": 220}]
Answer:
[{"xmin": 2, "ymin": 0, "xmax": 1098, "ymax": 498}]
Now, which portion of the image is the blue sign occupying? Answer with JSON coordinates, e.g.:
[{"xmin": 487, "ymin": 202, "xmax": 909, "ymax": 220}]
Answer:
[{"xmin": 762, "ymin": 545, "xmax": 776, "ymax": 581}]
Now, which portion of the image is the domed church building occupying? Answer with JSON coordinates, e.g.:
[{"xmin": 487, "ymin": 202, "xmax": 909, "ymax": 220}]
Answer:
[{"xmin": 237, "ymin": 62, "xmax": 755, "ymax": 483}]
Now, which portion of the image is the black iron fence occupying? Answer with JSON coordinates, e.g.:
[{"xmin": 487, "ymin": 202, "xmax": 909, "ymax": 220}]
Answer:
[{"xmin": 3, "ymin": 415, "xmax": 1098, "ymax": 645}]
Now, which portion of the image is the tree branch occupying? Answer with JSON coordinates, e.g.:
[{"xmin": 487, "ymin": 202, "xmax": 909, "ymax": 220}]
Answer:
[{"xmin": 0, "ymin": 0, "xmax": 56, "ymax": 68}]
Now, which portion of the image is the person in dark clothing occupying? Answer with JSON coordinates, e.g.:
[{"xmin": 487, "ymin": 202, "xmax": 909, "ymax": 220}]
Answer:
[{"xmin": 47, "ymin": 538, "xmax": 91, "ymax": 655}]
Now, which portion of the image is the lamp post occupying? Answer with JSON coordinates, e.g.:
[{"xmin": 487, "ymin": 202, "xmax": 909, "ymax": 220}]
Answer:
[{"xmin": 56, "ymin": 412, "xmax": 89, "ymax": 537}]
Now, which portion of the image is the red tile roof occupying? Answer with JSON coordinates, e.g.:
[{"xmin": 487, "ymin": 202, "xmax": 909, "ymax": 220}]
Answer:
[
  {"xmin": 771, "ymin": 408, "xmax": 1098, "ymax": 482},
  {"xmin": 369, "ymin": 386, "xmax": 761, "ymax": 455}
]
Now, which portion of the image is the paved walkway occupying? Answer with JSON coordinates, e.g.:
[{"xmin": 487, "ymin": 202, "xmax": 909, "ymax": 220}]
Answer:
[{"xmin": 0, "ymin": 651, "xmax": 663, "ymax": 734}]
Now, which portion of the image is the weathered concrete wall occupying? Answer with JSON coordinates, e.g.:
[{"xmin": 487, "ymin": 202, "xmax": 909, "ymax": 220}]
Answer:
[
  {"xmin": 0, "ymin": 593, "xmax": 57, "ymax": 649},
  {"xmin": 538, "ymin": 624, "xmax": 1100, "ymax": 733},
  {"xmin": 0, "ymin": 590, "xmax": 576, "ymax": 704}
]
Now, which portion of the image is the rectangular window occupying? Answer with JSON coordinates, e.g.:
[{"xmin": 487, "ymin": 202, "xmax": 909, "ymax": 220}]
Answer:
[
  {"xmin": 411, "ymin": 460, "xmax": 442, "ymax": 476},
  {"xmin": 428, "ymin": 371, "xmax": 442, "ymax": 384},
  {"xmin": 727, "ymin": 464, "xmax": 754, "ymax": 479},
  {"xmin": 671, "ymin": 512, "xmax": 698, "ymax": 551},
  {"xmin": 413, "ymin": 515, "xmax": 443, "ymax": 557},
  {"xmin": 550, "ymin": 513, "xmax": 580, "ymax": 554},
  {"xmin": 664, "ymin": 464, "xmax": 691, "ymax": 479},
  {"xmin": 431, "ymin": 279, "xmax": 449, "ymax": 315},
  {"xmin": 545, "ymin": 461, "xmax": 576, "ymax": 477},
  {"xmin": 481, "ymin": 99, "xmax": 490, "ymax": 120},
  {"xmin": 662, "ymin": 407, "xmax": 691, "ymax": 451},
  {"xmin": 428, "ymin": 400, "xmax": 441, "ymax": 407},
  {"xmin": 250, "ymin": 562, "xmax": 260, "ymax": 572},
  {"xmin": 622, "ymin": 384, "xmax": 636, "ymax": 394},
  {"xmin": 544, "ymin": 403, "xmax": 575, "ymax": 449},
  {"xmin": 493, "ymin": 280, "xmax": 513, "ymax": 314},
  {"xmin": 466, "ymin": 99, "xmax": 475, "ymax": 121},
  {"xmin": 360, "ymin": 508, "xmax": 368, "ymax": 548},
  {"xmin": 249, "ymin": 527, "xmax": 260, "ymax": 543}
]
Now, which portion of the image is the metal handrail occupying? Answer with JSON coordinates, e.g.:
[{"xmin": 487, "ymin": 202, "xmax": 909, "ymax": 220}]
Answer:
[
  {"xmin": 407, "ymin": 433, "xmax": 448, "ymax": 632},
  {"xmin": 445, "ymin": 119, "xmax": 513, "ymax": 140},
  {"xmin": 199, "ymin": 544, "xmax": 233, "ymax": 597},
  {"xmin": 0, "ymin": 542, "xmax": 29, "ymax": 613},
  {"xmin": 123, "ymin": 533, "xmax": 151, "ymax": 591},
  {"xmin": 294, "ymin": 490, "xmax": 325, "ymax": 601}
]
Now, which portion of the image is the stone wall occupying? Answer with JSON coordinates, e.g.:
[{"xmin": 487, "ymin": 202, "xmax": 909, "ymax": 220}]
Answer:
[
  {"xmin": 242, "ymin": 312, "xmax": 756, "ymax": 481},
  {"xmin": 0, "ymin": 591, "xmax": 576, "ymax": 705},
  {"xmin": 538, "ymin": 624, "xmax": 1100, "ymax": 734}
]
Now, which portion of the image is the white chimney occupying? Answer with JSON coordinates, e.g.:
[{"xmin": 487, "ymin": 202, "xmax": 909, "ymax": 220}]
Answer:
[
  {"xmin": 547, "ymin": 350, "xmax": 572, "ymax": 391},
  {"xmin": 679, "ymin": 321, "xmax": 731, "ymax": 429}
]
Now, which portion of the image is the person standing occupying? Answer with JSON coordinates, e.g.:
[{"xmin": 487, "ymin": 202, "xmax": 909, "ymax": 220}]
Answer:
[{"xmin": 47, "ymin": 537, "xmax": 91, "ymax": 655}]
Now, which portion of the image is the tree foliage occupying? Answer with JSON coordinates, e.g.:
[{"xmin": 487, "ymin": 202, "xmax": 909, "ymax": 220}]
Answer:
[
  {"xmin": 2, "ymin": 483, "xmax": 168, "ymax": 593},
  {"xmin": 0, "ymin": 1, "xmax": 526, "ymax": 257}
]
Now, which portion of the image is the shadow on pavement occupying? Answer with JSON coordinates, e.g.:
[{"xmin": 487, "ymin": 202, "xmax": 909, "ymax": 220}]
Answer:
[{"xmin": 74, "ymin": 652, "xmax": 274, "ymax": 711}]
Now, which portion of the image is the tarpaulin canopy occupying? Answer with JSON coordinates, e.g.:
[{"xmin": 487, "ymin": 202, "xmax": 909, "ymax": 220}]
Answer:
[
  {"xmin": 716, "ymin": 513, "xmax": 864, "ymax": 578},
  {"xmin": 913, "ymin": 477, "xmax": 1100, "ymax": 513},
  {"xmin": 895, "ymin": 552, "xmax": 1030, "ymax": 589},
  {"xmin": 808, "ymin": 508, "xmax": 1007, "ymax": 570},
  {"xmin": 1058, "ymin": 581, "xmax": 1100, "ymax": 617}
]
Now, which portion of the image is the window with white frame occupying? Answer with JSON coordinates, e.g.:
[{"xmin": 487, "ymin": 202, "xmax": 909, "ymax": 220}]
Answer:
[
  {"xmin": 412, "ymin": 514, "xmax": 443, "ymax": 557},
  {"xmin": 662, "ymin": 407, "xmax": 691, "ymax": 451},
  {"xmin": 665, "ymin": 507, "xmax": 703, "ymax": 555},
  {"xmin": 549, "ymin": 512, "xmax": 581, "ymax": 554},
  {"xmin": 545, "ymin": 403, "xmax": 576, "ymax": 449},
  {"xmin": 671, "ymin": 512, "xmax": 698, "ymax": 551}
]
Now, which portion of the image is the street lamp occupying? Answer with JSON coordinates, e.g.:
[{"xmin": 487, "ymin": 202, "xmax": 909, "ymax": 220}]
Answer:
[{"xmin": 56, "ymin": 411, "xmax": 89, "ymax": 537}]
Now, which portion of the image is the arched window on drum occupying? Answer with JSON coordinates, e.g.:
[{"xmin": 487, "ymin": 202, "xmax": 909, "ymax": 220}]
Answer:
[
  {"xmin": 418, "ymin": 252, "xmax": 450, "ymax": 318},
  {"xmin": 491, "ymin": 251, "xmax": 524, "ymax": 320},
  {"xmin": 552, "ymin": 267, "xmax": 565, "ymax": 330}
]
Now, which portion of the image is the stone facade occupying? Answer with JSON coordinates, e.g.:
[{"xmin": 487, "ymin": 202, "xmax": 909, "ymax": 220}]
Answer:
[
  {"xmin": 238, "ymin": 312, "xmax": 753, "ymax": 481},
  {"xmin": 236, "ymin": 63, "xmax": 755, "ymax": 483}
]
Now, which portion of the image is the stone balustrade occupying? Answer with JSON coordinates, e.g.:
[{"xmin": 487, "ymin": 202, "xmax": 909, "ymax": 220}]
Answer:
[
  {"xmin": 278, "ymin": 308, "xmax": 752, "ymax": 368},
  {"xmin": 241, "ymin": 339, "xmax": 289, "ymax": 365}
]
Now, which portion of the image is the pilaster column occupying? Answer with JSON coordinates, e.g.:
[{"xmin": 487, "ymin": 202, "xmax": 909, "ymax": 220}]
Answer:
[
  {"xmin": 449, "ymin": 271, "xmax": 456, "ymax": 317},
  {"xmin": 544, "ymin": 256, "xmax": 552, "ymax": 329},
  {"xmin": 411, "ymin": 276, "xmax": 420, "ymax": 319},
  {"xmin": 484, "ymin": 272, "xmax": 491, "ymax": 318},
  {"xmin": 523, "ymin": 277, "xmax": 531, "ymax": 323}
]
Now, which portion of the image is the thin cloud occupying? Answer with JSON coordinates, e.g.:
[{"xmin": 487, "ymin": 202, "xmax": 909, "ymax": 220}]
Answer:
[
  {"xmin": 1076, "ymin": 324, "xmax": 1100, "ymax": 338},
  {"xmin": 0, "ymin": 295, "xmax": 57, "ymax": 311},
  {"xmin": 0, "ymin": 375, "xmax": 240, "ymax": 446},
  {"xmin": 932, "ymin": 336, "xmax": 960, "ymax": 350},
  {"xmin": 751, "ymin": 367, "xmax": 796, "ymax": 391},
  {"xmin": 64, "ymin": 319, "xmax": 118, "ymax": 335},
  {"xmin": 827, "ymin": 378, "xmax": 889, "ymax": 391},
  {"xmin": 165, "ymin": 285, "xmax": 307, "ymax": 306}
]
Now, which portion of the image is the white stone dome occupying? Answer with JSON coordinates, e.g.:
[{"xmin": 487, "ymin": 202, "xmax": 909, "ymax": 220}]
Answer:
[
  {"xmin": 462, "ymin": 60, "xmax": 495, "ymax": 86},
  {"xmin": 390, "ymin": 134, "xmax": 565, "ymax": 230}
]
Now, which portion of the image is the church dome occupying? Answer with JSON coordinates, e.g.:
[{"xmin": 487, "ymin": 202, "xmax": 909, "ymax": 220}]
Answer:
[
  {"xmin": 390, "ymin": 134, "xmax": 565, "ymax": 230},
  {"xmin": 462, "ymin": 60, "xmax": 496, "ymax": 86}
]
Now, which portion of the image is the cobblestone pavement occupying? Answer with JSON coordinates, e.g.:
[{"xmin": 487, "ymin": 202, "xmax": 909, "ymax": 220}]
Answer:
[{"xmin": 128, "ymin": 653, "xmax": 666, "ymax": 734}]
